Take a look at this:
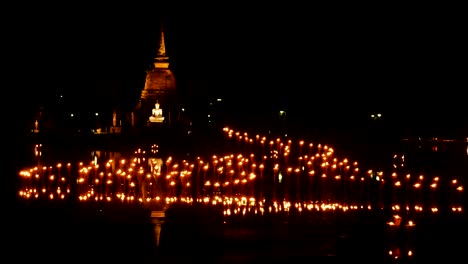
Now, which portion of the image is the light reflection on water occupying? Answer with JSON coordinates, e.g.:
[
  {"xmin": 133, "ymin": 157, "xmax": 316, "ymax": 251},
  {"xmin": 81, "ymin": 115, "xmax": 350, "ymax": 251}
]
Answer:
[{"xmin": 17, "ymin": 127, "xmax": 466, "ymax": 260}]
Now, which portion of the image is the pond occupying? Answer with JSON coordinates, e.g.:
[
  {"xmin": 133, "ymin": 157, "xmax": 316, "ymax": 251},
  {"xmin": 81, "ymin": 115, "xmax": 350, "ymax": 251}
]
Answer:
[{"xmin": 14, "ymin": 126, "xmax": 467, "ymax": 262}]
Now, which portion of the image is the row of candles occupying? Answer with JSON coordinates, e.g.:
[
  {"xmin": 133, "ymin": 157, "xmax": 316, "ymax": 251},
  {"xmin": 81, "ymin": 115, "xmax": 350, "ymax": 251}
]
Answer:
[
  {"xmin": 18, "ymin": 127, "xmax": 464, "ymax": 215},
  {"xmin": 17, "ymin": 126, "xmax": 465, "ymax": 261}
]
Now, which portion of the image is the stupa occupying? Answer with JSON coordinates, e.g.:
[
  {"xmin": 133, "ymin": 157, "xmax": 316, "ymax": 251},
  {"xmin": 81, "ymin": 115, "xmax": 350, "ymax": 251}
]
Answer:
[{"xmin": 134, "ymin": 22, "xmax": 176, "ymax": 127}]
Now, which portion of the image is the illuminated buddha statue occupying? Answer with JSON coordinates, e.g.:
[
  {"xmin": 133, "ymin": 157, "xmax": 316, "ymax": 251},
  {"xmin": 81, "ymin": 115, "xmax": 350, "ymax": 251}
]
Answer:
[{"xmin": 149, "ymin": 101, "xmax": 165, "ymax": 123}]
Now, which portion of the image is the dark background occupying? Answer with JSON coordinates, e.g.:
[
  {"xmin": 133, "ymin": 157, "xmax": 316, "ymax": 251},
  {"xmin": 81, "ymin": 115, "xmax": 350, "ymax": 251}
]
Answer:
[{"xmin": 8, "ymin": 3, "xmax": 466, "ymax": 136}]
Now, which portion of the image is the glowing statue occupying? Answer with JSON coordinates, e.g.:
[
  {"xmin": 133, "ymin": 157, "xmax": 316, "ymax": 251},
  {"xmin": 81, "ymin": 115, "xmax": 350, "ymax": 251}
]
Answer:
[
  {"xmin": 149, "ymin": 101, "xmax": 164, "ymax": 123},
  {"xmin": 33, "ymin": 120, "xmax": 39, "ymax": 133},
  {"xmin": 152, "ymin": 102, "xmax": 162, "ymax": 117}
]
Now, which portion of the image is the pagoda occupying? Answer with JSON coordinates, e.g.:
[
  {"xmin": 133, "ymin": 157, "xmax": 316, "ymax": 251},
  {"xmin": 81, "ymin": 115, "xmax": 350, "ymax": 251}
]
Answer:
[{"xmin": 134, "ymin": 22, "xmax": 176, "ymax": 127}]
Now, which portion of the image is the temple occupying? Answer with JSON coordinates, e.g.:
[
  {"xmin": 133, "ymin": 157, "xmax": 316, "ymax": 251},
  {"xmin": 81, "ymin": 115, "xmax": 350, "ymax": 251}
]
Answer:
[{"xmin": 134, "ymin": 22, "xmax": 176, "ymax": 128}]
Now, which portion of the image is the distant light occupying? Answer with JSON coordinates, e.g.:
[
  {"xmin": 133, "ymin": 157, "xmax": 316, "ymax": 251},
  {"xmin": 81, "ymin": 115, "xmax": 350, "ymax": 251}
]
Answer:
[
  {"xmin": 370, "ymin": 113, "xmax": 382, "ymax": 120},
  {"xmin": 217, "ymin": 98, "xmax": 222, "ymax": 101},
  {"xmin": 181, "ymin": 108, "xmax": 185, "ymax": 111},
  {"xmin": 95, "ymin": 113, "xmax": 99, "ymax": 116},
  {"xmin": 70, "ymin": 113, "xmax": 74, "ymax": 117}
]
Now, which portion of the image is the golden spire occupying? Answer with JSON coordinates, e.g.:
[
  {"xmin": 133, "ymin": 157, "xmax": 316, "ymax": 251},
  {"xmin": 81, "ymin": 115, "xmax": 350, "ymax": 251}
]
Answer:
[
  {"xmin": 154, "ymin": 23, "xmax": 169, "ymax": 69},
  {"xmin": 157, "ymin": 24, "xmax": 166, "ymax": 57}
]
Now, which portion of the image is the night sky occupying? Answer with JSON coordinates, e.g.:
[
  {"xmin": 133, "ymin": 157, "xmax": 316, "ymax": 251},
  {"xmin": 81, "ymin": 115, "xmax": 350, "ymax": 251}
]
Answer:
[{"xmin": 12, "ymin": 3, "xmax": 466, "ymax": 131}]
